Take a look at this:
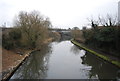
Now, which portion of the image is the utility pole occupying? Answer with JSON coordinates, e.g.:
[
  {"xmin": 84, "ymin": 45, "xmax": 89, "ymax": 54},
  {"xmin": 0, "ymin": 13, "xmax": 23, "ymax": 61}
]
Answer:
[
  {"xmin": 116, "ymin": 1, "xmax": 120, "ymax": 52},
  {"xmin": 118, "ymin": 1, "xmax": 120, "ymax": 25}
]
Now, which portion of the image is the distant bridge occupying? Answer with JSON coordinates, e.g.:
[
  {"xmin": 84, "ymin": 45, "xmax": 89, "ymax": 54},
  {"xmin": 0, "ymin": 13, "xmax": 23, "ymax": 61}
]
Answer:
[{"xmin": 51, "ymin": 30, "xmax": 72, "ymax": 40}]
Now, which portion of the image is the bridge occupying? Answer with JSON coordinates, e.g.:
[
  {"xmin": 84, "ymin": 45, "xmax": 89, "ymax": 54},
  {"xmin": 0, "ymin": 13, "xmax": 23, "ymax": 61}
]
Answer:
[{"xmin": 51, "ymin": 29, "xmax": 72, "ymax": 40}]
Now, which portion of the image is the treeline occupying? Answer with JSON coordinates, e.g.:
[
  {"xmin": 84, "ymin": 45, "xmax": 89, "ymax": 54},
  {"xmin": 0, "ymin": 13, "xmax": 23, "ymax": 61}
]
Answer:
[
  {"xmin": 72, "ymin": 15, "xmax": 120, "ymax": 57},
  {"xmin": 2, "ymin": 11, "xmax": 51, "ymax": 50},
  {"xmin": 83, "ymin": 26, "xmax": 120, "ymax": 56},
  {"xmin": 82, "ymin": 15, "xmax": 120, "ymax": 57}
]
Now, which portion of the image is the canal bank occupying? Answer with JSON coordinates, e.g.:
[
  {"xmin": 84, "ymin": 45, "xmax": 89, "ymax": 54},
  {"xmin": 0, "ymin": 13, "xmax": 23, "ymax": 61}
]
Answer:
[
  {"xmin": 2, "ymin": 38, "xmax": 53, "ymax": 80},
  {"xmin": 71, "ymin": 39, "xmax": 120, "ymax": 68},
  {"xmin": 2, "ymin": 50, "xmax": 32, "ymax": 80}
]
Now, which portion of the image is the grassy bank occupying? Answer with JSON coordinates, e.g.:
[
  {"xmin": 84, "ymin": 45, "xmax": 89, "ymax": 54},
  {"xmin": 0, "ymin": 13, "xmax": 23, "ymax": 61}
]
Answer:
[{"xmin": 71, "ymin": 39, "xmax": 120, "ymax": 68}]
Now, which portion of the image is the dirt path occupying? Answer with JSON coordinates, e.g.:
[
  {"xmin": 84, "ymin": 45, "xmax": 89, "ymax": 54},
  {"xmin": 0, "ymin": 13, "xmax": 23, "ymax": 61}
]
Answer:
[{"xmin": 2, "ymin": 48, "xmax": 31, "ymax": 80}]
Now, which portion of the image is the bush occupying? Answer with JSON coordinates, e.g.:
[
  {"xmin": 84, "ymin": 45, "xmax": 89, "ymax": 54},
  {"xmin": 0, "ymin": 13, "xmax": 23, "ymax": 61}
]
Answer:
[
  {"xmin": 2, "ymin": 34, "xmax": 14, "ymax": 50},
  {"xmin": 9, "ymin": 28, "xmax": 21, "ymax": 40},
  {"xmin": 96, "ymin": 27, "xmax": 115, "ymax": 42},
  {"xmin": 83, "ymin": 26, "xmax": 120, "ymax": 57}
]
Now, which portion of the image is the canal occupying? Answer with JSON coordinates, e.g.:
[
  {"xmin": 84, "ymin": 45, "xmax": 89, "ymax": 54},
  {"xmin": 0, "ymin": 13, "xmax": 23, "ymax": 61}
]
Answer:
[{"xmin": 10, "ymin": 41, "xmax": 120, "ymax": 79}]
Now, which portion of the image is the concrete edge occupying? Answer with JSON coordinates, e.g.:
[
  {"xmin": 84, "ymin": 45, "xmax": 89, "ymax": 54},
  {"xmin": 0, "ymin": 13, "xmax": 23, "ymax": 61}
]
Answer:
[
  {"xmin": 71, "ymin": 39, "xmax": 120, "ymax": 68},
  {"xmin": 2, "ymin": 50, "xmax": 32, "ymax": 81}
]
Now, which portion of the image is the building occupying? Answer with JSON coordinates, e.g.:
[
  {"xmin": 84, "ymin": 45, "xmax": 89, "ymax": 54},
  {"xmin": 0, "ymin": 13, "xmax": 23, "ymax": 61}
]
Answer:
[{"xmin": 118, "ymin": 1, "xmax": 120, "ymax": 24}]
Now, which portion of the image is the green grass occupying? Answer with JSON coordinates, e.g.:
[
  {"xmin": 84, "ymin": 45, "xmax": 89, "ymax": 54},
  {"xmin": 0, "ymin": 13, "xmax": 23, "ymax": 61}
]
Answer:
[
  {"xmin": 112, "ymin": 61, "xmax": 120, "ymax": 67},
  {"xmin": 71, "ymin": 39, "xmax": 120, "ymax": 68}
]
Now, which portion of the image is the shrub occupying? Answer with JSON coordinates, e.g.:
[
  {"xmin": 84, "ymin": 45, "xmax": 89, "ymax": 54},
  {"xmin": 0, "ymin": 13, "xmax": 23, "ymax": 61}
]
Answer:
[{"xmin": 2, "ymin": 34, "xmax": 14, "ymax": 50}]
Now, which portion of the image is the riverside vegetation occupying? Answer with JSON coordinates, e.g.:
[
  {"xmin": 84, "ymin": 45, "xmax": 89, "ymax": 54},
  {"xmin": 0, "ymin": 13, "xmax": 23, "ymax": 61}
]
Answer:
[
  {"xmin": 2, "ymin": 11, "xmax": 52, "ymax": 50},
  {"xmin": 2, "ymin": 10, "xmax": 62, "ymax": 80},
  {"xmin": 72, "ymin": 14, "xmax": 120, "ymax": 58}
]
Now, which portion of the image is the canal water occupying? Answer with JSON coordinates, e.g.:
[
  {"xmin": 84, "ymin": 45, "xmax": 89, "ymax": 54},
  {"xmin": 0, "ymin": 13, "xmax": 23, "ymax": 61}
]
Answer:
[{"xmin": 10, "ymin": 41, "xmax": 120, "ymax": 79}]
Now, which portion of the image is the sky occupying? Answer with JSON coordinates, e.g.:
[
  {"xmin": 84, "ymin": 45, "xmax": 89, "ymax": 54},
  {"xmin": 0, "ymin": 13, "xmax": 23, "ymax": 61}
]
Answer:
[{"xmin": 0, "ymin": 0, "xmax": 119, "ymax": 29}]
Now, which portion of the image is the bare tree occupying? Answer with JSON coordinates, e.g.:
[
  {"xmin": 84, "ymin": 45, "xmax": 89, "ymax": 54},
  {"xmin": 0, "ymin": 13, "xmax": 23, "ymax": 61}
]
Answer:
[
  {"xmin": 87, "ymin": 17, "xmax": 99, "ymax": 29},
  {"xmin": 14, "ymin": 11, "xmax": 51, "ymax": 49},
  {"xmin": 98, "ymin": 14, "xmax": 118, "ymax": 27}
]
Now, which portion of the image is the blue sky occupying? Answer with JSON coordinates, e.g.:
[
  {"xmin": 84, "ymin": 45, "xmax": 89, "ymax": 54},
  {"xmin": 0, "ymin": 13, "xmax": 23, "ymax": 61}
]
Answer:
[{"xmin": 0, "ymin": 0, "xmax": 119, "ymax": 29}]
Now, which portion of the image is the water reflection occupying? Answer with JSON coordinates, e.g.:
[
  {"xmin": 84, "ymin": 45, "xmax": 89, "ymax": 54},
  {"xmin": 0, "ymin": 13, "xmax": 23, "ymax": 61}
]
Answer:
[
  {"xmin": 70, "ymin": 45, "xmax": 86, "ymax": 56},
  {"xmin": 10, "ymin": 41, "xmax": 120, "ymax": 80},
  {"xmin": 11, "ymin": 44, "xmax": 52, "ymax": 79},
  {"xmin": 70, "ymin": 45, "xmax": 80, "ymax": 55},
  {"xmin": 70, "ymin": 44, "xmax": 120, "ymax": 80},
  {"xmin": 81, "ymin": 52, "xmax": 120, "ymax": 79},
  {"xmin": 54, "ymin": 33, "xmax": 71, "ymax": 43}
]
